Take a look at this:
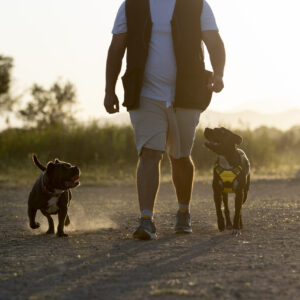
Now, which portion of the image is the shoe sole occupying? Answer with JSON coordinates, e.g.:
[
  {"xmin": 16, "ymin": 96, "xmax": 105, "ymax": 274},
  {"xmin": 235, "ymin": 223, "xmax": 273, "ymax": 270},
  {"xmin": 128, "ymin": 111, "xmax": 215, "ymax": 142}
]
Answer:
[
  {"xmin": 174, "ymin": 228, "xmax": 193, "ymax": 234},
  {"xmin": 133, "ymin": 228, "xmax": 157, "ymax": 240}
]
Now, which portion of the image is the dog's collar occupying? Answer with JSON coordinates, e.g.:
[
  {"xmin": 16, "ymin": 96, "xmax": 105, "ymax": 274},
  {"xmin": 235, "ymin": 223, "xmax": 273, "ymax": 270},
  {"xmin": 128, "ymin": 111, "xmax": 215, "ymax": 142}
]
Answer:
[{"xmin": 41, "ymin": 174, "xmax": 65, "ymax": 197}]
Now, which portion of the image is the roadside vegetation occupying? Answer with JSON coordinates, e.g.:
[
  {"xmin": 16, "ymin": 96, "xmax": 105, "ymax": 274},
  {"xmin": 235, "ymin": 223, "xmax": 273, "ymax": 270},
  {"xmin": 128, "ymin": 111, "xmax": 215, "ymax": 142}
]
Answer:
[
  {"xmin": 0, "ymin": 54, "xmax": 299, "ymax": 185},
  {"xmin": 0, "ymin": 123, "xmax": 299, "ymax": 186}
]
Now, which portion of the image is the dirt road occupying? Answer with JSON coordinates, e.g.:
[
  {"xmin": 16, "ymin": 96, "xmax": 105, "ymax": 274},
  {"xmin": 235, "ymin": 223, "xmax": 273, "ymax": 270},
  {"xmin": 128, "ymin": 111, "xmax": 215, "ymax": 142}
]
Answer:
[{"xmin": 0, "ymin": 179, "xmax": 299, "ymax": 300}]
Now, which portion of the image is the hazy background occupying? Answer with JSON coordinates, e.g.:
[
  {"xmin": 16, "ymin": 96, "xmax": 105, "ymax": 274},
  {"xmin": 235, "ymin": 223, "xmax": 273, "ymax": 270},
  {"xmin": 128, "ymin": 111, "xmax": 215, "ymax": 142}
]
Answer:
[{"xmin": 1, "ymin": 0, "xmax": 300, "ymax": 127}]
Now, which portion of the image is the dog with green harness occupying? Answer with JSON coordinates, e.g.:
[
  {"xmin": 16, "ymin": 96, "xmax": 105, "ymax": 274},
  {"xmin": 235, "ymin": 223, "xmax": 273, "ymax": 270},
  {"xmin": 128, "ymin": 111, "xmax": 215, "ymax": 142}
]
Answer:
[{"xmin": 204, "ymin": 127, "xmax": 250, "ymax": 235}]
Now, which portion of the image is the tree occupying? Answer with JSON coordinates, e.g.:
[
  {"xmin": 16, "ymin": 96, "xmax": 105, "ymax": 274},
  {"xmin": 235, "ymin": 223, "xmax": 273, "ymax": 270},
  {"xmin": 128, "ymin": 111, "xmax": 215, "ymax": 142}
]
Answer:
[
  {"xmin": 0, "ymin": 55, "xmax": 13, "ymax": 95},
  {"xmin": 19, "ymin": 81, "xmax": 77, "ymax": 128},
  {"xmin": 0, "ymin": 55, "xmax": 15, "ymax": 113}
]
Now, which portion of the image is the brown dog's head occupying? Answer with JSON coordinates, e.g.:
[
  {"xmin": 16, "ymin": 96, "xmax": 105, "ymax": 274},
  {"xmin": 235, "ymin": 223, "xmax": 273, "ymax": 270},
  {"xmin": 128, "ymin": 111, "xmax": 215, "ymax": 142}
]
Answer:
[
  {"xmin": 204, "ymin": 127, "xmax": 243, "ymax": 155},
  {"xmin": 46, "ymin": 159, "xmax": 80, "ymax": 190}
]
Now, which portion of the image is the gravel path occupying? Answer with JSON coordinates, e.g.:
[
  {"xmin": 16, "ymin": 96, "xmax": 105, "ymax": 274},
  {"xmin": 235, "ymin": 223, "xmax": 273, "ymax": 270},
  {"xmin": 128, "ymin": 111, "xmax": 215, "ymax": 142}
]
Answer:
[{"xmin": 0, "ymin": 179, "xmax": 299, "ymax": 299}]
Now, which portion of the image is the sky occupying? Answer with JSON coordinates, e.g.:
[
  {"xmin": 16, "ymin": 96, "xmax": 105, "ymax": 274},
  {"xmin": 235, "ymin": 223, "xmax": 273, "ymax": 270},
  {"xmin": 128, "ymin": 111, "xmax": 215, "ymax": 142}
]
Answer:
[{"xmin": 0, "ymin": 0, "xmax": 300, "ymax": 121}]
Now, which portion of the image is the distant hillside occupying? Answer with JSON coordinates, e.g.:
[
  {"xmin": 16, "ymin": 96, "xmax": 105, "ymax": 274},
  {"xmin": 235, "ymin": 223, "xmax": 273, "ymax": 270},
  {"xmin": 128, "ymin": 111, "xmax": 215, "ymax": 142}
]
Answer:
[{"xmin": 100, "ymin": 109, "xmax": 300, "ymax": 130}]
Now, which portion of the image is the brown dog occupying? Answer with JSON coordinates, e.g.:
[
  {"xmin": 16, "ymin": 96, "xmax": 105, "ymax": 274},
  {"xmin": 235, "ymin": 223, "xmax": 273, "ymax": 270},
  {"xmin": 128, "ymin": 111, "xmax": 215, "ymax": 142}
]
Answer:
[
  {"xmin": 28, "ymin": 155, "xmax": 80, "ymax": 237},
  {"xmin": 204, "ymin": 127, "xmax": 250, "ymax": 235}
]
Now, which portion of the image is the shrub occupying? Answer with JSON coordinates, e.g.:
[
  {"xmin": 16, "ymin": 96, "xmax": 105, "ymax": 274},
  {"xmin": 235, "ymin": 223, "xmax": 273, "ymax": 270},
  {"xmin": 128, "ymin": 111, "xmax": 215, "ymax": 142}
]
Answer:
[{"xmin": 0, "ymin": 124, "xmax": 299, "ymax": 173}]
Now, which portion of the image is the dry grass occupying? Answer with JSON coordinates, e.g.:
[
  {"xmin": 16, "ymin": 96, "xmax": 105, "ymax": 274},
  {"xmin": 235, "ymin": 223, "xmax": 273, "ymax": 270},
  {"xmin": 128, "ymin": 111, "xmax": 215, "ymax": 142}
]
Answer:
[{"xmin": 0, "ymin": 163, "xmax": 299, "ymax": 189}]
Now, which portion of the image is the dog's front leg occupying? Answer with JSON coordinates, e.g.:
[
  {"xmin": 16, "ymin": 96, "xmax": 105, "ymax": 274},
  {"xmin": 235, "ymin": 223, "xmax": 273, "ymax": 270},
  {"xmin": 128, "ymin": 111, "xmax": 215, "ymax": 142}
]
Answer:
[
  {"xmin": 222, "ymin": 193, "xmax": 233, "ymax": 229},
  {"xmin": 28, "ymin": 206, "xmax": 40, "ymax": 229},
  {"xmin": 233, "ymin": 190, "xmax": 244, "ymax": 235},
  {"xmin": 64, "ymin": 214, "xmax": 70, "ymax": 226},
  {"xmin": 243, "ymin": 174, "xmax": 251, "ymax": 204},
  {"xmin": 214, "ymin": 190, "xmax": 225, "ymax": 232},
  {"xmin": 57, "ymin": 206, "xmax": 68, "ymax": 237},
  {"xmin": 41, "ymin": 210, "xmax": 55, "ymax": 234}
]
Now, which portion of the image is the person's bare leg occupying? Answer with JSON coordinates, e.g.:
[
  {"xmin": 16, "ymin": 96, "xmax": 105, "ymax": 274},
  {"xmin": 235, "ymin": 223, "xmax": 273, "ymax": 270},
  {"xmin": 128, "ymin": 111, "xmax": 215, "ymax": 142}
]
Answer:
[
  {"xmin": 137, "ymin": 148, "xmax": 163, "ymax": 213},
  {"xmin": 170, "ymin": 155, "xmax": 194, "ymax": 233},
  {"xmin": 133, "ymin": 148, "xmax": 163, "ymax": 240},
  {"xmin": 169, "ymin": 156, "xmax": 195, "ymax": 206}
]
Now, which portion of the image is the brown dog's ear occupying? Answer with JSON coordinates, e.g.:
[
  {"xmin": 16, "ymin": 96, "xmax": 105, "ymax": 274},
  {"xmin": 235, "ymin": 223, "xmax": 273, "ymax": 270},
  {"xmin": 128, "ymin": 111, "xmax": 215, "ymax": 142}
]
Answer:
[
  {"xmin": 234, "ymin": 134, "xmax": 243, "ymax": 145},
  {"xmin": 46, "ymin": 162, "xmax": 55, "ymax": 174}
]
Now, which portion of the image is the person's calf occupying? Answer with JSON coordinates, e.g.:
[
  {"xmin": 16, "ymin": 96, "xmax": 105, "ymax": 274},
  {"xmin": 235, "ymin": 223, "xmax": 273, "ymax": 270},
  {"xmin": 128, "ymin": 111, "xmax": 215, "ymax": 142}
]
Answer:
[
  {"xmin": 137, "ymin": 148, "xmax": 163, "ymax": 212},
  {"xmin": 170, "ymin": 156, "xmax": 195, "ymax": 206}
]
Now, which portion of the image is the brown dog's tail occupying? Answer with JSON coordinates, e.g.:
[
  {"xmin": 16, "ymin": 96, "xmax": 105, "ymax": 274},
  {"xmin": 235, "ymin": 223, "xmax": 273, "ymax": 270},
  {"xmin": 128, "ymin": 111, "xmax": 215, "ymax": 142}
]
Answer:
[{"xmin": 32, "ymin": 154, "xmax": 46, "ymax": 171}]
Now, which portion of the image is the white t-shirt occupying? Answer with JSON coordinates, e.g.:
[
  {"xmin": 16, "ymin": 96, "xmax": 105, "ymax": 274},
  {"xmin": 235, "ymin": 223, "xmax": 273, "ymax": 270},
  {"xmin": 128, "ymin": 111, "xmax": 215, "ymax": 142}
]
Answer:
[{"xmin": 112, "ymin": 0, "xmax": 218, "ymax": 106}]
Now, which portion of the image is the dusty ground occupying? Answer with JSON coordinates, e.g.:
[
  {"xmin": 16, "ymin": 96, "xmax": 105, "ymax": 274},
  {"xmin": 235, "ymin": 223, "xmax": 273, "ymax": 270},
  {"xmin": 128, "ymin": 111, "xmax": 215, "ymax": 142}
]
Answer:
[{"xmin": 0, "ymin": 179, "xmax": 299, "ymax": 300}]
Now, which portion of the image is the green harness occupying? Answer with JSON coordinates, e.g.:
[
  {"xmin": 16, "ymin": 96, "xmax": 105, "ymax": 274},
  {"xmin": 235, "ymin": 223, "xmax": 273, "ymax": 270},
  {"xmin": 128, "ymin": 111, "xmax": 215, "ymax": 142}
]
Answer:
[{"xmin": 215, "ymin": 162, "xmax": 242, "ymax": 193}]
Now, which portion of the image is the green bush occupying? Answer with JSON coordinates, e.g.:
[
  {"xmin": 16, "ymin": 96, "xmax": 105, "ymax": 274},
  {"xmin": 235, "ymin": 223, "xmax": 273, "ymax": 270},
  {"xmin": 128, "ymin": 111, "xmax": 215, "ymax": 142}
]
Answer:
[
  {"xmin": 0, "ymin": 123, "xmax": 136, "ymax": 168},
  {"xmin": 0, "ymin": 123, "xmax": 299, "ymax": 173}
]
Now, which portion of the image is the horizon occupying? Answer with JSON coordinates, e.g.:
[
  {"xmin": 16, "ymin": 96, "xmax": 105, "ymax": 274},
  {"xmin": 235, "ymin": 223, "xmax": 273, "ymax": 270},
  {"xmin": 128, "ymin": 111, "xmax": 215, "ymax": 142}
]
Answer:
[{"xmin": 0, "ymin": 0, "xmax": 300, "ymax": 122}]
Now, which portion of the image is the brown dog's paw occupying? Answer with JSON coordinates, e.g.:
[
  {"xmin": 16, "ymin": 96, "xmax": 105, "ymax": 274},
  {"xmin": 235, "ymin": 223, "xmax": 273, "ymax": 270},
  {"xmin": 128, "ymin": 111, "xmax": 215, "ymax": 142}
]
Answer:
[
  {"xmin": 57, "ymin": 232, "xmax": 68, "ymax": 238},
  {"xmin": 30, "ymin": 222, "xmax": 40, "ymax": 229},
  {"xmin": 46, "ymin": 229, "xmax": 55, "ymax": 234}
]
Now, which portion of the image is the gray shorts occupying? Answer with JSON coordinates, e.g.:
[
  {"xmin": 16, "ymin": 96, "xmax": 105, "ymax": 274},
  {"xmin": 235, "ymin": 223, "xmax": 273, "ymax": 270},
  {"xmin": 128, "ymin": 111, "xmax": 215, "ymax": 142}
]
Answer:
[{"xmin": 129, "ymin": 97, "xmax": 201, "ymax": 159}]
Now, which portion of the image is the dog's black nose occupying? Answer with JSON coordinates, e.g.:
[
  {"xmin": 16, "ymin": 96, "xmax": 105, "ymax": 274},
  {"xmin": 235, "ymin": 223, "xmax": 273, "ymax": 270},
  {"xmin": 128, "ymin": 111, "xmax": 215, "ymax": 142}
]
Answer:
[{"xmin": 72, "ymin": 166, "xmax": 80, "ymax": 173}]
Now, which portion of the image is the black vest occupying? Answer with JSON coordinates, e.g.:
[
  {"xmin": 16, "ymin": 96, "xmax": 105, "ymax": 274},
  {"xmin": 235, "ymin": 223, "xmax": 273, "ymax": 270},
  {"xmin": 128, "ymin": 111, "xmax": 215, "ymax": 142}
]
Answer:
[{"xmin": 122, "ymin": 0, "xmax": 212, "ymax": 111}]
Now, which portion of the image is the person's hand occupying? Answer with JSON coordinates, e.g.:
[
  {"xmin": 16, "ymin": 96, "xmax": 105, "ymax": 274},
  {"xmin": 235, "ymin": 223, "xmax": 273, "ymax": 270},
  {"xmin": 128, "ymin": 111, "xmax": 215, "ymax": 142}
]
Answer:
[
  {"xmin": 104, "ymin": 92, "xmax": 119, "ymax": 114},
  {"xmin": 207, "ymin": 74, "xmax": 224, "ymax": 93}
]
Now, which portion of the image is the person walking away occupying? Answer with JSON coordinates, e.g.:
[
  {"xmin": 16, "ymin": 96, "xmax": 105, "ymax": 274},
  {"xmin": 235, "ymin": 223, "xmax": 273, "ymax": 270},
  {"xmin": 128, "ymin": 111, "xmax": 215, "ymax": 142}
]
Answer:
[{"xmin": 104, "ymin": 0, "xmax": 225, "ymax": 240}]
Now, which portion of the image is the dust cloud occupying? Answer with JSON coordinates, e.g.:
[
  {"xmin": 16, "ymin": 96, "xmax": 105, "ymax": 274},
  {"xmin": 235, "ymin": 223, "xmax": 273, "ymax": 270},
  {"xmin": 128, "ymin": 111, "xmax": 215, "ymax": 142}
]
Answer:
[
  {"xmin": 33, "ymin": 201, "xmax": 118, "ymax": 234},
  {"xmin": 68, "ymin": 202, "xmax": 118, "ymax": 232}
]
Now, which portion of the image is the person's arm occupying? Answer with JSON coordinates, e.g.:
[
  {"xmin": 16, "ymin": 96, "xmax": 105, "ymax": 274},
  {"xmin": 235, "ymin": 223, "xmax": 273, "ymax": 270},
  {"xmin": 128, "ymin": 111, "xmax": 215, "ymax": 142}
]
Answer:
[
  {"xmin": 202, "ymin": 30, "xmax": 226, "ymax": 93},
  {"xmin": 104, "ymin": 33, "xmax": 127, "ymax": 114}
]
